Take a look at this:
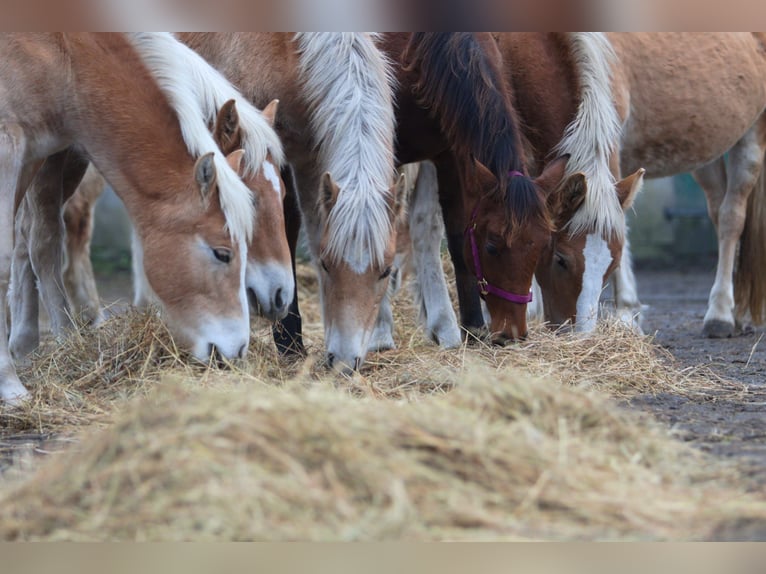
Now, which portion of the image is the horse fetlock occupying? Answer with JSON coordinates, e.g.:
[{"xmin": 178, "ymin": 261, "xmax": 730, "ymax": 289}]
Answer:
[
  {"xmin": 9, "ymin": 325, "xmax": 39, "ymax": 360},
  {"xmin": 427, "ymin": 313, "xmax": 461, "ymax": 349},
  {"xmin": 367, "ymin": 323, "xmax": 396, "ymax": 352},
  {"xmin": 0, "ymin": 373, "xmax": 30, "ymax": 406}
]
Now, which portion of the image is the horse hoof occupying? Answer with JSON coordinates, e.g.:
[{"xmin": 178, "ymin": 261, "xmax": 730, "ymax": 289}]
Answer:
[{"xmin": 703, "ymin": 319, "xmax": 735, "ymax": 339}]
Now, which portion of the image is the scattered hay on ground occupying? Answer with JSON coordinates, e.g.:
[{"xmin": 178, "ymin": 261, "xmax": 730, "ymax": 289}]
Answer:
[{"xmin": 0, "ymin": 364, "xmax": 761, "ymax": 541}]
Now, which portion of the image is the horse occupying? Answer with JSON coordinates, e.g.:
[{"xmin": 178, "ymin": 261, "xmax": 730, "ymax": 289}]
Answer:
[
  {"xmin": 9, "ymin": 98, "xmax": 292, "ymax": 362},
  {"xmin": 603, "ymin": 33, "xmax": 766, "ymax": 337},
  {"xmin": 492, "ymin": 33, "xmax": 646, "ymax": 333},
  {"xmin": 373, "ymin": 33, "xmax": 582, "ymax": 346},
  {"xmin": 176, "ymin": 33, "xmax": 401, "ymax": 373},
  {"xmin": 0, "ymin": 33, "xmax": 267, "ymax": 404}
]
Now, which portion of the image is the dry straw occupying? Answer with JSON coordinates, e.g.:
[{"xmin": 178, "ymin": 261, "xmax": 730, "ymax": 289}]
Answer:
[{"xmin": 0, "ymin": 262, "xmax": 759, "ymax": 540}]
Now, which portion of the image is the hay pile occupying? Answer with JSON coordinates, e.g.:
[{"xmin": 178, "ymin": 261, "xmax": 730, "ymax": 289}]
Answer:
[
  {"xmin": 0, "ymin": 262, "xmax": 759, "ymax": 540},
  {"xmin": 2, "ymin": 365, "xmax": 763, "ymax": 541}
]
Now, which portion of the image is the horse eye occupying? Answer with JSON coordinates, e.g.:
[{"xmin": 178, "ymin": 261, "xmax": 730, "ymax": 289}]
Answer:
[
  {"xmin": 320, "ymin": 259, "xmax": 329, "ymax": 273},
  {"xmin": 555, "ymin": 253, "xmax": 567, "ymax": 270},
  {"xmin": 213, "ymin": 248, "xmax": 232, "ymax": 264},
  {"xmin": 485, "ymin": 243, "xmax": 499, "ymax": 257},
  {"xmin": 379, "ymin": 266, "xmax": 392, "ymax": 280}
]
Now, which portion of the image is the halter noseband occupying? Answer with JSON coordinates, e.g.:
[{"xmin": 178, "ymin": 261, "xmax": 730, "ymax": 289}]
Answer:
[{"xmin": 465, "ymin": 170, "xmax": 533, "ymax": 305}]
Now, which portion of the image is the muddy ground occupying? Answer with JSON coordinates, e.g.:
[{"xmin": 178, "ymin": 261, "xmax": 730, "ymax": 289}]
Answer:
[{"xmin": 622, "ymin": 265, "xmax": 766, "ymax": 490}]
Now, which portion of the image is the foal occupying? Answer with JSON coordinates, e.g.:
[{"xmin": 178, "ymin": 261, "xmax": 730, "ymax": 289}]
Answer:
[{"xmin": 0, "ymin": 34, "xmax": 256, "ymax": 404}]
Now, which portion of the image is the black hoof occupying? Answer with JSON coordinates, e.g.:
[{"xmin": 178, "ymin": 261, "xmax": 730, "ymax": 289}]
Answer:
[{"xmin": 703, "ymin": 319, "xmax": 735, "ymax": 339}]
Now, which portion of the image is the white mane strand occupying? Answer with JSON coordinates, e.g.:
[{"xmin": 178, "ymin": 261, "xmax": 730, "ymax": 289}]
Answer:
[
  {"xmin": 295, "ymin": 33, "xmax": 396, "ymax": 273},
  {"xmin": 127, "ymin": 32, "xmax": 284, "ymax": 242},
  {"xmin": 553, "ymin": 32, "xmax": 625, "ymax": 241}
]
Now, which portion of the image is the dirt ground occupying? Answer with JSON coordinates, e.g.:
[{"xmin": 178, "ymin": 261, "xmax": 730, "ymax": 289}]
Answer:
[{"xmin": 620, "ymin": 266, "xmax": 766, "ymax": 492}]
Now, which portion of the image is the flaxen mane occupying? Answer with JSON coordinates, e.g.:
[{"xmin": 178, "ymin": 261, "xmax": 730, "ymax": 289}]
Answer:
[
  {"xmin": 403, "ymin": 32, "xmax": 547, "ymax": 231},
  {"xmin": 127, "ymin": 32, "xmax": 285, "ymax": 243},
  {"xmin": 295, "ymin": 33, "xmax": 397, "ymax": 273},
  {"xmin": 553, "ymin": 32, "xmax": 625, "ymax": 241}
]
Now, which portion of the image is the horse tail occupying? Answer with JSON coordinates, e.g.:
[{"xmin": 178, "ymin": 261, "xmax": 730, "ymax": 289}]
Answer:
[
  {"xmin": 403, "ymin": 33, "xmax": 525, "ymax": 181},
  {"xmin": 734, "ymin": 154, "xmax": 766, "ymax": 324}
]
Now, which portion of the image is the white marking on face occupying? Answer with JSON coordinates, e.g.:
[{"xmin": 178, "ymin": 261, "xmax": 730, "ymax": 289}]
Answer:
[
  {"xmin": 261, "ymin": 161, "xmax": 282, "ymax": 199},
  {"xmin": 576, "ymin": 233, "xmax": 612, "ymax": 333}
]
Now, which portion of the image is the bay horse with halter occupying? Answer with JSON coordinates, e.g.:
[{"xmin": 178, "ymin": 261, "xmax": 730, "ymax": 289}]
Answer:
[
  {"xmin": 605, "ymin": 33, "xmax": 766, "ymax": 337},
  {"xmin": 176, "ymin": 33, "xmax": 402, "ymax": 373},
  {"xmin": 0, "ymin": 33, "xmax": 260, "ymax": 404},
  {"xmin": 375, "ymin": 33, "xmax": 580, "ymax": 346}
]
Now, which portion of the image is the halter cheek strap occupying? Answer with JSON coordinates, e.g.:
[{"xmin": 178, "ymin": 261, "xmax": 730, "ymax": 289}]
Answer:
[{"xmin": 464, "ymin": 169, "xmax": 533, "ymax": 305}]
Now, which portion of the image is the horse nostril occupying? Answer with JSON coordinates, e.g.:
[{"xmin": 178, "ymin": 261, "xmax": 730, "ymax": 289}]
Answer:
[
  {"xmin": 274, "ymin": 287, "xmax": 284, "ymax": 310},
  {"xmin": 327, "ymin": 353, "xmax": 335, "ymax": 367},
  {"xmin": 353, "ymin": 356, "xmax": 361, "ymax": 371},
  {"xmin": 238, "ymin": 344, "xmax": 247, "ymax": 359}
]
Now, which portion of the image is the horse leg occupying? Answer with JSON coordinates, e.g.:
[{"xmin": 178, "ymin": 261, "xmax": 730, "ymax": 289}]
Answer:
[
  {"xmin": 63, "ymin": 165, "xmax": 104, "ymax": 325},
  {"xmin": 272, "ymin": 164, "xmax": 305, "ymax": 356},
  {"xmin": 0, "ymin": 126, "xmax": 38, "ymax": 404},
  {"xmin": 405, "ymin": 161, "xmax": 461, "ymax": 347},
  {"xmin": 8, "ymin": 199, "xmax": 40, "ymax": 360},
  {"xmin": 611, "ymin": 234, "xmax": 645, "ymax": 334},
  {"xmin": 694, "ymin": 126, "xmax": 765, "ymax": 337},
  {"xmin": 24, "ymin": 150, "xmax": 88, "ymax": 341},
  {"xmin": 434, "ymin": 153, "xmax": 485, "ymax": 339}
]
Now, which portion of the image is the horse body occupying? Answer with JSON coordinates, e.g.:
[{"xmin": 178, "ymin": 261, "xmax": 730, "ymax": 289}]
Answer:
[
  {"xmin": 0, "ymin": 33, "xmax": 254, "ymax": 403},
  {"xmin": 178, "ymin": 33, "xmax": 400, "ymax": 372},
  {"xmin": 608, "ymin": 33, "xmax": 766, "ymax": 336}
]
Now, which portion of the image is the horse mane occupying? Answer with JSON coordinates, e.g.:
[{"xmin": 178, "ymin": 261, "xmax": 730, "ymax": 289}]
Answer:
[
  {"xmin": 295, "ymin": 32, "xmax": 396, "ymax": 273},
  {"xmin": 553, "ymin": 32, "xmax": 625, "ymax": 241},
  {"xmin": 403, "ymin": 32, "xmax": 547, "ymax": 229},
  {"xmin": 126, "ymin": 32, "xmax": 285, "ymax": 243}
]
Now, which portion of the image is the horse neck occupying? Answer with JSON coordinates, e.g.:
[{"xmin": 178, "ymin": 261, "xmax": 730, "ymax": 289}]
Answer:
[{"xmin": 65, "ymin": 33, "xmax": 192, "ymax": 219}]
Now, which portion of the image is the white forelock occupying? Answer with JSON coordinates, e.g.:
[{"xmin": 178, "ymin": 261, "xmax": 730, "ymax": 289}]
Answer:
[
  {"xmin": 126, "ymin": 32, "xmax": 284, "ymax": 243},
  {"xmin": 554, "ymin": 32, "xmax": 625, "ymax": 241},
  {"xmin": 295, "ymin": 33, "xmax": 396, "ymax": 273}
]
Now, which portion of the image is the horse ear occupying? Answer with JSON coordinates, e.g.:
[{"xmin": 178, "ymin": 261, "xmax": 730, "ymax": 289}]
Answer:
[
  {"xmin": 318, "ymin": 171, "xmax": 340, "ymax": 220},
  {"xmin": 214, "ymin": 99, "xmax": 241, "ymax": 155},
  {"xmin": 195, "ymin": 152, "xmax": 217, "ymax": 203},
  {"xmin": 262, "ymin": 99, "xmax": 279, "ymax": 127},
  {"xmin": 534, "ymin": 155, "xmax": 569, "ymax": 197},
  {"xmin": 616, "ymin": 168, "xmax": 645, "ymax": 210},
  {"xmin": 474, "ymin": 160, "xmax": 498, "ymax": 195},
  {"xmin": 552, "ymin": 172, "xmax": 587, "ymax": 225},
  {"xmin": 225, "ymin": 149, "xmax": 246, "ymax": 177}
]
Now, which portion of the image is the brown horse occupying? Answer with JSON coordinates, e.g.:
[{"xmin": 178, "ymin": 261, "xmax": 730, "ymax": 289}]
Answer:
[
  {"xmin": 378, "ymin": 33, "xmax": 580, "ymax": 344},
  {"xmin": 494, "ymin": 33, "xmax": 645, "ymax": 332},
  {"xmin": 0, "ymin": 34, "xmax": 261, "ymax": 404},
  {"xmin": 177, "ymin": 33, "xmax": 401, "ymax": 373},
  {"xmin": 609, "ymin": 33, "xmax": 766, "ymax": 337},
  {"xmin": 9, "ymin": 99, "xmax": 292, "ymax": 363}
]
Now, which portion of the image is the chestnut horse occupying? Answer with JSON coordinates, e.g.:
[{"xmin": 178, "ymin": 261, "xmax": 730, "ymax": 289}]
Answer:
[
  {"xmin": 604, "ymin": 33, "xmax": 766, "ymax": 337},
  {"xmin": 177, "ymin": 33, "xmax": 401, "ymax": 373},
  {"xmin": 494, "ymin": 33, "xmax": 645, "ymax": 332},
  {"xmin": 0, "ymin": 34, "xmax": 263, "ymax": 404},
  {"xmin": 377, "ymin": 33, "xmax": 580, "ymax": 345},
  {"xmin": 10, "ymin": 99, "xmax": 292, "ymax": 361}
]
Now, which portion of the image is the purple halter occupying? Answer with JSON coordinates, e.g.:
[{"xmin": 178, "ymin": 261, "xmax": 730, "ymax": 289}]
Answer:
[{"xmin": 465, "ymin": 170, "xmax": 533, "ymax": 305}]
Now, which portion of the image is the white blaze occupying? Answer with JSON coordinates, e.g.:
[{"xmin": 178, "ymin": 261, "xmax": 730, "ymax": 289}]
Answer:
[
  {"xmin": 576, "ymin": 233, "xmax": 612, "ymax": 333},
  {"xmin": 261, "ymin": 161, "xmax": 282, "ymax": 199}
]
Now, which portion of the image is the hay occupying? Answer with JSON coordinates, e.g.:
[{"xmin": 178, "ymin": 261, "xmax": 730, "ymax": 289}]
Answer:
[
  {"xmin": 0, "ymin": 260, "xmax": 759, "ymax": 540},
  {"xmin": 1, "ymin": 366, "xmax": 762, "ymax": 541}
]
